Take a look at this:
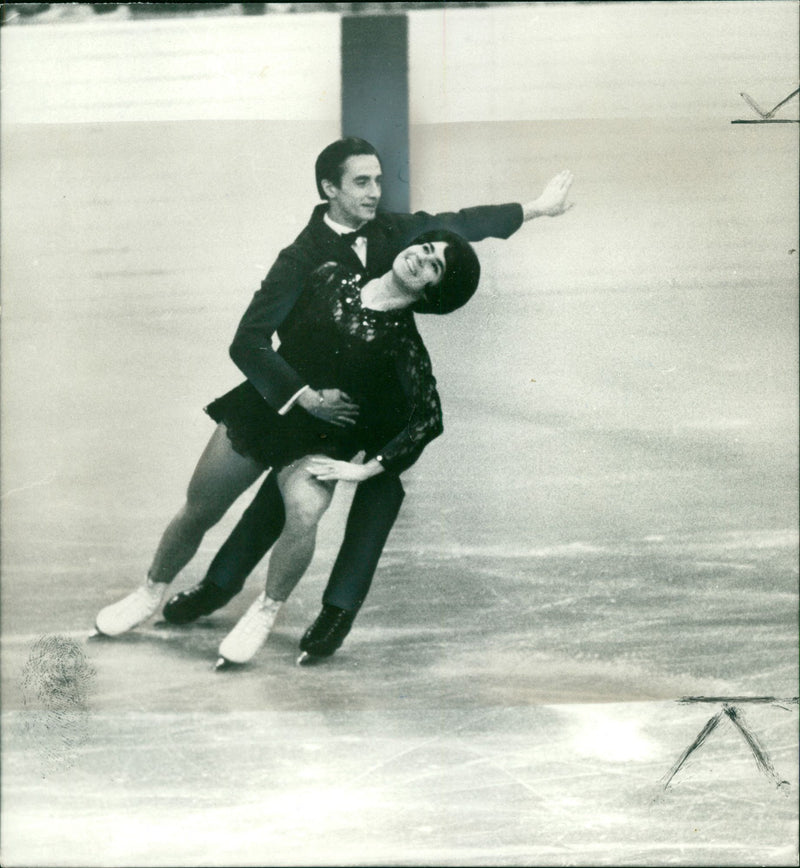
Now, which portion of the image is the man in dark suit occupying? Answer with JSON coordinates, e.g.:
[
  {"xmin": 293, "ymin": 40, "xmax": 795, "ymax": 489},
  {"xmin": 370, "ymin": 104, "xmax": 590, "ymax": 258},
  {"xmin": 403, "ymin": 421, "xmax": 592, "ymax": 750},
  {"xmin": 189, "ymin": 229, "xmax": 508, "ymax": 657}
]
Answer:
[{"xmin": 162, "ymin": 138, "xmax": 574, "ymax": 662}]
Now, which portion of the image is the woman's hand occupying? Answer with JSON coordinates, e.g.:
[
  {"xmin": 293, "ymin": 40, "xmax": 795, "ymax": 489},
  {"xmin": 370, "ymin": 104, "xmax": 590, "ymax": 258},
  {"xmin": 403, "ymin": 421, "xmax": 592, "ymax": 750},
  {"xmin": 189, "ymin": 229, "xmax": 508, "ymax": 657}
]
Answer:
[
  {"xmin": 306, "ymin": 456, "xmax": 384, "ymax": 483},
  {"xmin": 297, "ymin": 388, "xmax": 359, "ymax": 427}
]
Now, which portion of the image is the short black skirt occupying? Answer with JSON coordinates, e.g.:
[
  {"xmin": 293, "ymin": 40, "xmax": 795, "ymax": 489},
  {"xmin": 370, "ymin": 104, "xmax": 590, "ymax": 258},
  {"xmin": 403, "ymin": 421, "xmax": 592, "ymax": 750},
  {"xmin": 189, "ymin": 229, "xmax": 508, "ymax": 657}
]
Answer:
[{"xmin": 205, "ymin": 381, "xmax": 357, "ymax": 470}]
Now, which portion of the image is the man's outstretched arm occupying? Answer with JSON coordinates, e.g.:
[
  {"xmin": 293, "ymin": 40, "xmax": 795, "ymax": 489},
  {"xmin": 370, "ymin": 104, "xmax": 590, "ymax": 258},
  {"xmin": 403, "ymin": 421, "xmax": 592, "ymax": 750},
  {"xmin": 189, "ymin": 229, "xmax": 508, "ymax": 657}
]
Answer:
[{"xmin": 391, "ymin": 170, "xmax": 575, "ymax": 245}]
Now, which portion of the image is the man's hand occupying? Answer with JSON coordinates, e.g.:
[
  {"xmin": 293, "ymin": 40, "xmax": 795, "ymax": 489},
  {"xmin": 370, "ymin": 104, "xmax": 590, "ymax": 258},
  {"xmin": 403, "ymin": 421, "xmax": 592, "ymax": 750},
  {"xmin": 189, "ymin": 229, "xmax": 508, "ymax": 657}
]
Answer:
[
  {"xmin": 297, "ymin": 388, "xmax": 359, "ymax": 428},
  {"xmin": 522, "ymin": 170, "xmax": 575, "ymax": 220},
  {"xmin": 306, "ymin": 456, "xmax": 383, "ymax": 482}
]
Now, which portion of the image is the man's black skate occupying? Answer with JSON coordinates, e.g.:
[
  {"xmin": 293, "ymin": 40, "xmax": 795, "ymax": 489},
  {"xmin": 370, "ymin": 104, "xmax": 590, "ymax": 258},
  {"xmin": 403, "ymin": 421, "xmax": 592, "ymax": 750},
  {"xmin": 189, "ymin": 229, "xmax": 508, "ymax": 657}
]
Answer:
[
  {"xmin": 162, "ymin": 582, "xmax": 234, "ymax": 624},
  {"xmin": 296, "ymin": 604, "xmax": 356, "ymax": 665}
]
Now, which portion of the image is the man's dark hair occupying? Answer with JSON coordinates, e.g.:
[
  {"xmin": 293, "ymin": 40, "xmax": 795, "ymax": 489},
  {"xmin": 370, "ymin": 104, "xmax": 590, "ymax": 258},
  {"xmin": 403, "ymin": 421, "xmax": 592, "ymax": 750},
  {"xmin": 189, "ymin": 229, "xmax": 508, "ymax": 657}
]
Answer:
[
  {"xmin": 408, "ymin": 229, "xmax": 481, "ymax": 316},
  {"xmin": 315, "ymin": 138, "xmax": 381, "ymax": 200}
]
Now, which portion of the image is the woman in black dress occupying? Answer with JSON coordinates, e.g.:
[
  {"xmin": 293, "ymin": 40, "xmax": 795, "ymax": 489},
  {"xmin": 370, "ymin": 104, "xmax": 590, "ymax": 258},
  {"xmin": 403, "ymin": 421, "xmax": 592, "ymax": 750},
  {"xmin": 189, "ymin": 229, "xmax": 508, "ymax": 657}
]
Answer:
[
  {"xmin": 95, "ymin": 230, "xmax": 480, "ymax": 656},
  {"xmin": 212, "ymin": 229, "xmax": 480, "ymax": 665}
]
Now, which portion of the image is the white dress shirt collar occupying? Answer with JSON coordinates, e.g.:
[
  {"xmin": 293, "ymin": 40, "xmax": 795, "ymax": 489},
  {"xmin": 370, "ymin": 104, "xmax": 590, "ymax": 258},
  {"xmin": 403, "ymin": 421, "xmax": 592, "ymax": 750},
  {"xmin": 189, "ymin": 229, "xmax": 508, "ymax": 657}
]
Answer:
[
  {"xmin": 323, "ymin": 212, "xmax": 366, "ymax": 236},
  {"xmin": 323, "ymin": 212, "xmax": 368, "ymax": 267}
]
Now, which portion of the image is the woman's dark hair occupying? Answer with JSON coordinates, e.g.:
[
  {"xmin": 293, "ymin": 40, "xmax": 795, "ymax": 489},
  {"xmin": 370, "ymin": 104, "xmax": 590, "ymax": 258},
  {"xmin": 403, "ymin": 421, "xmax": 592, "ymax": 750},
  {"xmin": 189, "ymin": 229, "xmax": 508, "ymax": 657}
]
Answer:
[
  {"xmin": 315, "ymin": 138, "xmax": 381, "ymax": 200},
  {"xmin": 408, "ymin": 229, "xmax": 481, "ymax": 315}
]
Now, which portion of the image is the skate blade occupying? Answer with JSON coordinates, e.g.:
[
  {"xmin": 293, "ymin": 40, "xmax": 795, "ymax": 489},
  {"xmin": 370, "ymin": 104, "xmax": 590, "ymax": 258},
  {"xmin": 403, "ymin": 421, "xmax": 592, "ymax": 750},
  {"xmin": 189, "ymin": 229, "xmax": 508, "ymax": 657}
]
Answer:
[
  {"xmin": 296, "ymin": 651, "xmax": 322, "ymax": 667},
  {"xmin": 214, "ymin": 656, "xmax": 240, "ymax": 671}
]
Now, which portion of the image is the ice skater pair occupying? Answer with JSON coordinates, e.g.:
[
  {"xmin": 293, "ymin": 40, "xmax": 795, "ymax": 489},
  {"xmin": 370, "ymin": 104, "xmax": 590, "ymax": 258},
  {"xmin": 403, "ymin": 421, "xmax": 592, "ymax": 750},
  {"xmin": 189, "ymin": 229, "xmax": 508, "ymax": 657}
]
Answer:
[
  {"xmin": 96, "ymin": 228, "xmax": 477, "ymax": 667},
  {"xmin": 93, "ymin": 137, "xmax": 574, "ymax": 667}
]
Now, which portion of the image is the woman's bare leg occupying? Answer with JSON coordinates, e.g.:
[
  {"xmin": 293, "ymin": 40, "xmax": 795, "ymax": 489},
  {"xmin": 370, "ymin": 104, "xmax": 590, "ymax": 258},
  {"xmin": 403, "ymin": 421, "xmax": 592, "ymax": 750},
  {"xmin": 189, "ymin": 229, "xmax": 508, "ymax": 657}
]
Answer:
[
  {"xmin": 96, "ymin": 425, "xmax": 264, "ymax": 637},
  {"xmin": 215, "ymin": 457, "xmax": 335, "ymax": 666},
  {"xmin": 264, "ymin": 457, "xmax": 336, "ymax": 601},
  {"xmin": 147, "ymin": 425, "xmax": 265, "ymax": 584}
]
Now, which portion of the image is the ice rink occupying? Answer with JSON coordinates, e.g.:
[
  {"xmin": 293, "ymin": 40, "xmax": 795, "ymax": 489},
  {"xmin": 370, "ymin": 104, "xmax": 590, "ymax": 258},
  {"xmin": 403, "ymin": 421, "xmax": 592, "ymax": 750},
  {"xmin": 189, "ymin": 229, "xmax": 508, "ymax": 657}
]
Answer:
[{"xmin": 1, "ymin": 4, "xmax": 798, "ymax": 866}]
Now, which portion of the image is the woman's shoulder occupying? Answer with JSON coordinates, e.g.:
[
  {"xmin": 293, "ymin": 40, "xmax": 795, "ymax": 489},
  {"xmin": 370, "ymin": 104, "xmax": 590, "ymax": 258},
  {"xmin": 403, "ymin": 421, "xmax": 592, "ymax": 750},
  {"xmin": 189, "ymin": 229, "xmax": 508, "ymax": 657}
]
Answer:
[
  {"xmin": 312, "ymin": 261, "xmax": 357, "ymax": 284},
  {"xmin": 309, "ymin": 263, "xmax": 365, "ymax": 306},
  {"xmin": 389, "ymin": 312, "xmax": 428, "ymax": 352},
  {"xmin": 313, "ymin": 260, "xmax": 341, "ymax": 278}
]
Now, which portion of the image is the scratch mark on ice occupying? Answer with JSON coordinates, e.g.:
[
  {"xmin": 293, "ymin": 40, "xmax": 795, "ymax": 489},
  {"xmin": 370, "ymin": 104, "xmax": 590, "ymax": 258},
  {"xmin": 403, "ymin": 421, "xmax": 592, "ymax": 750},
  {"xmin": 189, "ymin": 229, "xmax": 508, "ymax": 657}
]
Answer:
[{"xmin": 1, "ymin": 473, "xmax": 57, "ymax": 500}]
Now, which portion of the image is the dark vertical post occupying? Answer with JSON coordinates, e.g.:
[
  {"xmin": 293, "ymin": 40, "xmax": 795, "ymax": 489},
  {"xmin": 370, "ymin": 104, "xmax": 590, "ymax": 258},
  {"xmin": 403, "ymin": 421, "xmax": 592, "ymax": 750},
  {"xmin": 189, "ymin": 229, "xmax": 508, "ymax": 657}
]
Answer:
[{"xmin": 341, "ymin": 14, "xmax": 410, "ymax": 213}]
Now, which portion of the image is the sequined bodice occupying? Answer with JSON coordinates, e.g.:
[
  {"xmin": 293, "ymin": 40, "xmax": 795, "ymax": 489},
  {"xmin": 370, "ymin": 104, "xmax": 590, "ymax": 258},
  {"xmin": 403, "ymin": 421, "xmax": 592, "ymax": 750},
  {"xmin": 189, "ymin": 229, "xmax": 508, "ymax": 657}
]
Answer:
[
  {"xmin": 331, "ymin": 271, "xmax": 408, "ymax": 344},
  {"xmin": 277, "ymin": 262, "xmax": 442, "ymax": 467}
]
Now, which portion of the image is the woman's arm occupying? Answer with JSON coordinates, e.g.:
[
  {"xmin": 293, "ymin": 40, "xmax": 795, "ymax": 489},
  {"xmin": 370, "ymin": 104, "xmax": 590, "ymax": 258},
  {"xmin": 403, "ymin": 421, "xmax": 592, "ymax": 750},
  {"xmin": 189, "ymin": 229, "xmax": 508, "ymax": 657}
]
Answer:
[
  {"xmin": 305, "ymin": 456, "xmax": 384, "ymax": 483},
  {"xmin": 375, "ymin": 328, "xmax": 444, "ymax": 471},
  {"xmin": 308, "ymin": 326, "xmax": 443, "ymax": 483}
]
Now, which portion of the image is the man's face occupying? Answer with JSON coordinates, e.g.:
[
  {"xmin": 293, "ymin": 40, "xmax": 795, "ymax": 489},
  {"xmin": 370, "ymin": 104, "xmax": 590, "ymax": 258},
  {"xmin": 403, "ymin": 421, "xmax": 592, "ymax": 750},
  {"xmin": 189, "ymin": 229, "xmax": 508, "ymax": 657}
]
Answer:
[{"xmin": 323, "ymin": 154, "xmax": 382, "ymax": 228}]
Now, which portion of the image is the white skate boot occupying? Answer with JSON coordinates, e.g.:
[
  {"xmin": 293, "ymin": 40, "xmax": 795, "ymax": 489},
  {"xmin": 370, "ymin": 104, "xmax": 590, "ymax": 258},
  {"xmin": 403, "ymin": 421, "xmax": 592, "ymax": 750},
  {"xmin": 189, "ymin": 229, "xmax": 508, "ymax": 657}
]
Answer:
[
  {"xmin": 216, "ymin": 592, "xmax": 281, "ymax": 669},
  {"xmin": 94, "ymin": 579, "xmax": 167, "ymax": 637}
]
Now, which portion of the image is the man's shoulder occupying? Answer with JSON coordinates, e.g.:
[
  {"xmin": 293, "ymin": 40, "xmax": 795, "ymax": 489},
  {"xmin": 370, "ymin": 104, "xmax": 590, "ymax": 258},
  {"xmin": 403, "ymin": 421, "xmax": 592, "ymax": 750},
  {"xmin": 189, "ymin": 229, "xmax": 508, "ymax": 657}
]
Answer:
[
  {"xmin": 276, "ymin": 205, "xmax": 333, "ymax": 257},
  {"xmin": 291, "ymin": 203, "xmax": 328, "ymax": 239},
  {"xmin": 287, "ymin": 206, "xmax": 410, "ymax": 243},
  {"xmin": 373, "ymin": 209, "xmax": 411, "ymax": 227},
  {"xmin": 368, "ymin": 209, "xmax": 417, "ymax": 242}
]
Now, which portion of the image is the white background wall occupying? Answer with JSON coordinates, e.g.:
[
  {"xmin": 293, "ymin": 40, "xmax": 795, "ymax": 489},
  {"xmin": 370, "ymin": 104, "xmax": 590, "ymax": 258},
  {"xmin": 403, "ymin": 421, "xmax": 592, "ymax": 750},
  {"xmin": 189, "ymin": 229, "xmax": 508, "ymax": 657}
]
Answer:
[
  {"xmin": 407, "ymin": 2, "xmax": 797, "ymax": 122},
  {"xmin": 1, "ymin": 11, "xmax": 341, "ymax": 124},
  {"xmin": 4, "ymin": 2, "xmax": 797, "ymax": 126}
]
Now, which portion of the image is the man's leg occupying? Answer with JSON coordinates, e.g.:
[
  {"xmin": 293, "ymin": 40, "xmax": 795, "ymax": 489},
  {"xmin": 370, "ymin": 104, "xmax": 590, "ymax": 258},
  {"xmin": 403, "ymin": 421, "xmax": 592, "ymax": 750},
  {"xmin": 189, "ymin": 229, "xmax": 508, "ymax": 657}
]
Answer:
[
  {"xmin": 162, "ymin": 472, "xmax": 286, "ymax": 623},
  {"xmin": 299, "ymin": 472, "xmax": 404, "ymax": 660},
  {"xmin": 324, "ymin": 472, "xmax": 405, "ymax": 610}
]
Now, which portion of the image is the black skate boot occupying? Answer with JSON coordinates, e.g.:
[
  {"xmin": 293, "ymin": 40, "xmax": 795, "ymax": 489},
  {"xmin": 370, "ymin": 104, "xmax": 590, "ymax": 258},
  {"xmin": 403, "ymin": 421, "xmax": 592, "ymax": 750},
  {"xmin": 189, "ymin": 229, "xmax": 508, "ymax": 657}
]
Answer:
[
  {"xmin": 162, "ymin": 581, "xmax": 234, "ymax": 625},
  {"xmin": 296, "ymin": 604, "xmax": 356, "ymax": 665}
]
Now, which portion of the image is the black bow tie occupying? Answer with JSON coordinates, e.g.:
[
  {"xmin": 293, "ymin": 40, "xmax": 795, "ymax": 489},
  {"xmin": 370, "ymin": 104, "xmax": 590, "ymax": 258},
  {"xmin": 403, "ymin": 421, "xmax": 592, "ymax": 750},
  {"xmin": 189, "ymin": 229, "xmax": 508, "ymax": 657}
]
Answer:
[{"xmin": 339, "ymin": 230, "xmax": 365, "ymax": 245}]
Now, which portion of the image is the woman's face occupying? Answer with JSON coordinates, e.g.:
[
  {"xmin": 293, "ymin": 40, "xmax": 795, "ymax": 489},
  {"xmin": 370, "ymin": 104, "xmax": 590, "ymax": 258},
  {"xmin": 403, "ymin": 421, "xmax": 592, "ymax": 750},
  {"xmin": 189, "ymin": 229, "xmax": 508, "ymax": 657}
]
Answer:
[{"xmin": 393, "ymin": 241, "xmax": 448, "ymax": 298}]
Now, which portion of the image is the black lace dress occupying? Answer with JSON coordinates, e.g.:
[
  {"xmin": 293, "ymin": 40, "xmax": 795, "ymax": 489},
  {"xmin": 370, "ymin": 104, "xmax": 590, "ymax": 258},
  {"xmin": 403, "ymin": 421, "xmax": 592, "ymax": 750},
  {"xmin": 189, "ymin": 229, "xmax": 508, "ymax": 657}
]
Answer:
[{"xmin": 205, "ymin": 262, "xmax": 443, "ymax": 473}]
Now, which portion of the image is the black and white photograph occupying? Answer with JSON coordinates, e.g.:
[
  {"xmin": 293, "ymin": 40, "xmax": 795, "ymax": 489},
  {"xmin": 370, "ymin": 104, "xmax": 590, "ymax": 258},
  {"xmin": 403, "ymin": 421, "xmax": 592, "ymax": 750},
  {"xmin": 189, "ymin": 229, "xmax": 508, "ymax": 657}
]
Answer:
[{"xmin": 1, "ymin": 1, "xmax": 798, "ymax": 865}]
